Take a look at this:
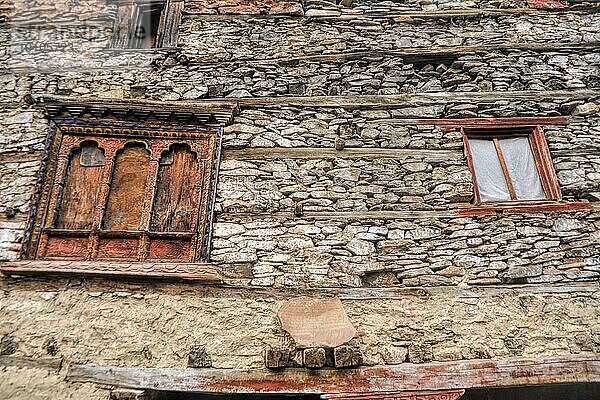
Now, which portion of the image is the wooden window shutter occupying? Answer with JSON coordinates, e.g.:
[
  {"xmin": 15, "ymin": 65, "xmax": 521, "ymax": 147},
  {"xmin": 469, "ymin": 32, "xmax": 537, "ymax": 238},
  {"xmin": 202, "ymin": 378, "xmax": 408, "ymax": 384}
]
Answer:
[{"xmin": 157, "ymin": 0, "xmax": 183, "ymax": 48}]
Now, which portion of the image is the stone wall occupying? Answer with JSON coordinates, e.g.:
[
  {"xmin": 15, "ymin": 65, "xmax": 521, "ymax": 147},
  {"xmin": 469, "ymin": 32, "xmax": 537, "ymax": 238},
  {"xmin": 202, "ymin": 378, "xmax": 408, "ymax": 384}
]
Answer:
[
  {"xmin": 1, "ymin": 0, "xmax": 599, "ymax": 397},
  {"xmin": 1, "ymin": 279, "xmax": 599, "ymax": 399}
]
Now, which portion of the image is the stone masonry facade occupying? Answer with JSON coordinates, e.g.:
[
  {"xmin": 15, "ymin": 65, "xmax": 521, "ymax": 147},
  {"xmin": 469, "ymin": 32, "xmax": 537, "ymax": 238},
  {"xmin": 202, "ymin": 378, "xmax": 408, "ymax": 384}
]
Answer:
[{"xmin": 1, "ymin": 0, "xmax": 599, "ymax": 398}]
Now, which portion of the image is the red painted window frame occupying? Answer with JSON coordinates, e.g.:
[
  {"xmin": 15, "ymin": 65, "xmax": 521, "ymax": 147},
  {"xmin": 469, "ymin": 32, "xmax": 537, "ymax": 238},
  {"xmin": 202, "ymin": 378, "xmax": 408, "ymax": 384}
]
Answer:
[{"xmin": 461, "ymin": 125, "xmax": 562, "ymax": 205}]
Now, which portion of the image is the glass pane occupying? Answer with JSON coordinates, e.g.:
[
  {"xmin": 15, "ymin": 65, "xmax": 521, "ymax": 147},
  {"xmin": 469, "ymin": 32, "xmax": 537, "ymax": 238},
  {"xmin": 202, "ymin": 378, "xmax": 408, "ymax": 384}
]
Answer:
[
  {"xmin": 468, "ymin": 138, "xmax": 511, "ymax": 202},
  {"xmin": 499, "ymin": 137, "xmax": 547, "ymax": 200}
]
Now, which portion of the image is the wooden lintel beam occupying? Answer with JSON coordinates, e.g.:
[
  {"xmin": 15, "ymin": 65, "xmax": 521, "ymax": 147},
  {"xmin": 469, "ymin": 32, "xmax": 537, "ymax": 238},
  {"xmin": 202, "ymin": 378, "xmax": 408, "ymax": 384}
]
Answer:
[
  {"xmin": 0, "ymin": 261, "xmax": 223, "ymax": 283},
  {"xmin": 366, "ymin": 117, "xmax": 569, "ymax": 126},
  {"xmin": 215, "ymin": 201, "xmax": 593, "ymax": 221},
  {"xmin": 67, "ymin": 356, "xmax": 600, "ymax": 394},
  {"xmin": 222, "ymin": 148, "xmax": 464, "ymax": 162},
  {"xmin": 0, "ymin": 356, "xmax": 63, "ymax": 372},
  {"xmin": 186, "ymin": 42, "xmax": 600, "ymax": 67},
  {"xmin": 40, "ymin": 90, "xmax": 600, "ymax": 111}
]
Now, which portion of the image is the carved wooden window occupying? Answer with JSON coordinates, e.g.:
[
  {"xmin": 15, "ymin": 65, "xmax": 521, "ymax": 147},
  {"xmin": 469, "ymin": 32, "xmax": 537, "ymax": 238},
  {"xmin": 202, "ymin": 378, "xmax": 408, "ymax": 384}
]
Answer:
[
  {"xmin": 462, "ymin": 126, "xmax": 561, "ymax": 204},
  {"xmin": 111, "ymin": 0, "xmax": 183, "ymax": 49},
  {"xmin": 27, "ymin": 123, "xmax": 220, "ymax": 263}
]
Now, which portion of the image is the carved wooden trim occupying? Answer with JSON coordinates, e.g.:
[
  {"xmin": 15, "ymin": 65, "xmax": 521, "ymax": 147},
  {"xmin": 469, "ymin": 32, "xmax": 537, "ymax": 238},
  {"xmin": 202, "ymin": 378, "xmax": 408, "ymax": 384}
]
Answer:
[
  {"xmin": 322, "ymin": 390, "xmax": 465, "ymax": 400},
  {"xmin": 0, "ymin": 260, "xmax": 222, "ymax": 282},
  {"xmin": 21, "ymin": 113, "xmax": 227, "ymax": 269},
  {"xmin": 40, "ymin": 97, "xmax": 238, "ymax": 126}
]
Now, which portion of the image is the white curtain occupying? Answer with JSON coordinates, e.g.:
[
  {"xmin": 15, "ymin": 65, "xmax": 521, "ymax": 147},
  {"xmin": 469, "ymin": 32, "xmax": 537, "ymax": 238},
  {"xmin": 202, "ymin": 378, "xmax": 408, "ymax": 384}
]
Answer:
[
  {"xmin": 468, "ymin": 137, "xmax": 547, "ymax": 202},
  {"xmin": 499, "ymin": 137, "xmax": 546, "ymax": 200},
  {"xmin": 468, "ymin": 138, "xmax": 511, "ymax": 202}
]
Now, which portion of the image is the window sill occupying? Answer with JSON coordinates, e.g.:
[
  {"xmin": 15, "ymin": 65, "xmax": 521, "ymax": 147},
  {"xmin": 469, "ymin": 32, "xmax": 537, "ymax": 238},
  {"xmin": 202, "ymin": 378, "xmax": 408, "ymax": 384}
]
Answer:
[
  {"xmin": 457, "ymin": 200, "xmax": 593, "ymax": 217},
  {"xmin": 0, "ymin": 260, "xmax": 222, "ymax": 283}
]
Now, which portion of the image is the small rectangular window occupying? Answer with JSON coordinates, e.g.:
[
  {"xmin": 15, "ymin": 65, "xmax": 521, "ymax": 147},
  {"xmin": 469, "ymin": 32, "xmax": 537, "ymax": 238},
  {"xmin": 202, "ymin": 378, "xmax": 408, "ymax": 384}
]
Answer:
[
  {"xmin": 111, "ymin": 0, "xmax": 183, "ymax": 49},
  {"xmin": 463, "ymin": 126, "xmax": 561, "ymax": 204}
]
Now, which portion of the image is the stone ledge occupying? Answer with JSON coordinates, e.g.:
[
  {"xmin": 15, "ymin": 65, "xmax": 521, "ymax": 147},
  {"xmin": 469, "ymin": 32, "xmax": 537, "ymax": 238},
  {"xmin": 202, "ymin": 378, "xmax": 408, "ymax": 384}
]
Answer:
[{"xmin": 0, "ymin": 260, "xmax": 223, "ymax": 283}]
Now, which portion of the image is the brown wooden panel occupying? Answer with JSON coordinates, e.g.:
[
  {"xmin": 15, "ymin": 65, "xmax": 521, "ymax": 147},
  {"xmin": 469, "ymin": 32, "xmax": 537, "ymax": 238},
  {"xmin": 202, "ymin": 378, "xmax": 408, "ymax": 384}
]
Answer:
[
  {"xmin": 43, "ymin": 236, "xmax": 88, "ymax": 259},
  {"xmin": 0, "ymin": 260, "xmax": 223, "ymax": 282},
  {"xmin": 97, "ymin": 237, "xmax": 139, "ymax": 260},
  {"xmin": 158, "ymin": 0, "xmax": 183, "ymax": 47},
  {"xmin": 111, "ymin": 4, "xmax": 135, "ymax": 48},
  {"xmin": 56, "ymin": 143, "xmax": 105, "ymax": 230},
  {"xmin": 148, "ymin": 238, "xmax": 190, "ymax": 261},
  {"xmin": 103, "ymin": 144, "xmax": 150, "ymax": 231},
  {"xmin": 150, "ymin": 145, "xmax": 198, "ymax": 232}
]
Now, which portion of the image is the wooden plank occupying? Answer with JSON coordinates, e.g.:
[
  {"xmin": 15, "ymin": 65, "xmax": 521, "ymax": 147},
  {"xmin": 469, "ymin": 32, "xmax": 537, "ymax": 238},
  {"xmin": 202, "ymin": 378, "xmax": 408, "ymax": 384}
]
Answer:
[
  {"xmin": 56, "ymin": 144, "xmax": 105, "ymax": 230},
  {"xmin": 0, "ymin": 152, "xmax": 41, "ymax": 163},
  {"xmin": 223, "ymin": 148, "xmax": 463, "ymax": 162},
  {"xmin": 66, "ymin": 356, "xmax": 600, "ymax": 394},
  {"xmin": 216, "ymin": 201, "xmax": 593, "ymax": 221},
  {"xmin": 366, "ymin": 117, "xmax": 569, "ymax": 126},
  {"xmin": 323, "ymin": 390, "xmax": 465, "ymax": 400},
  {"xmin": 103, "ymin": 145, "xmax": 151, "ymax": 231},
  {"xmin": 492, "ymin": 138, "xmax": 517, "ymax": 200},
  {"xmin": 186, "ymin": 42, "xmax": 600, "ymax": 66},
  {"xmin": 159, "ymin": 0, "xmax": 184, "ymax": 48},
  {"xmin": 40, "ymin": 90, "xmax": 600, "ymax": 111},
  {"xmin": 111, "ymin": 4, "xmax": 135, "ymax": 48},
  {"xmin": 229, "ymin": 90, "xmax": 600, "ymax": 108},
  {"xmin": 0, "ymin": 260, "xmax": 222, "ymax": 282},
  {"xmin": 0, "ymin": 356, "xmax": 62, "ymax": 371},
  {"xmin": 184, "ymin": 8, "xmax": 600, "ymax": 20},
  {"xmin": 151, "ymin": 145, "xmax": 198, "ymax": 232}
]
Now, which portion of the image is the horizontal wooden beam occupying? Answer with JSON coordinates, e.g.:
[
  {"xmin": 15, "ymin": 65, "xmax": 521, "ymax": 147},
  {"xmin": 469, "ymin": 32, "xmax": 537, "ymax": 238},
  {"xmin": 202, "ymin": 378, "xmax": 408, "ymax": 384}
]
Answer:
[
  {"xmin": 223, "ymin": 148, "xmax": 463, "ymax": 161},
  {"xmin": 322, "ymin": 390, "xmax": 465, "ymax": 400},
  {"xmin": 0, "ymin": 260, "xmax": 223, "ymax": 283},
  {"xmin": 41, "ymin": 90, "xmax": 600, "ymax": 111},
  {"xmin": 217, "ymin": 202, "xmax": 594, "ymax": 221},
  {"xmin": 229, "ymin": 90, "xmax": 600, "ymax": 108},
  {"xmin": 184, "ymin": 7, "xmax": 599, "ymax": 21},
  {"xmin": 188, "ymin": 42, "xmax": 600, "ymax": 66},
  {"xmin": 366, "ymin": 117, "xmax": 569, "ymax": 127},
  {"xmin": 66, "ymin": 355, "xmax": 600, "ymax": 394},
  {"xmin": 0, "ymin": 356, "xmax": 62, "ymax": 372}
]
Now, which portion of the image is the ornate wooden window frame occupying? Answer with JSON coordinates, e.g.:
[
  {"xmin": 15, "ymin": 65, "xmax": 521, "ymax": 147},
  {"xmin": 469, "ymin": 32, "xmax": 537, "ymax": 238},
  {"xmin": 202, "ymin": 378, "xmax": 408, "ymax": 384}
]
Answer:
[{"xmin": 0, "ymin": 99, "xmax": 236, "ymax": 281}]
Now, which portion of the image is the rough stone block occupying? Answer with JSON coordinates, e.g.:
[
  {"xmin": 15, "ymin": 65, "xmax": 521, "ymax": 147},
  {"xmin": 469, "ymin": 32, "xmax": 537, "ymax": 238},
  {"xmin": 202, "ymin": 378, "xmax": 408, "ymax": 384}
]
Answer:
[
  {"xmin": 265, "ymin": 347, "xmax": 291, "ymax": 369},
  {"xmin": 334, "ymin": 345, "xmax": 363, "ymax": 368},
  {"xmin": 303, "ymin": 348, "xmax": 326, "ymax": 368},
  {"xmin": 187, "ymin": 345, "xmax": 212, "ymax": 368},
  {"xmin": 0, "ymin": 334, "xmax": 18, "ymax": 356},
  {"xmin": 408, "ymin": 343, "xmax": 434, "ymax": 364}
]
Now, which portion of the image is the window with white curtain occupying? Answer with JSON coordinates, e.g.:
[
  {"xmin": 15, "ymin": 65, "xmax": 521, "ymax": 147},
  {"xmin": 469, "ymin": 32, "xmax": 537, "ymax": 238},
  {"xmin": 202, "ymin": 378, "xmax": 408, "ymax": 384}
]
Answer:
[{"xmin": 463, "ymin": 127, "xmax": 562, "ymax": 204}]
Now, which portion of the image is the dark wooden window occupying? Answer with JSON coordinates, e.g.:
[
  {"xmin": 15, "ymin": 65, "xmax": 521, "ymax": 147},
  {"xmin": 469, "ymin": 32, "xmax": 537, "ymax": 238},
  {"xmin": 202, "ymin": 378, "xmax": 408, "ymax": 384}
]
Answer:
[
  {"xmin": 111, "ymin": 0, "xmax": 183, "ymax": 49},
  {"xmin": 462, "ymin": 126, "xmax": 561, "ymax": 204},
  {"xmin": 30, "ymin": 123, "xmax": 219, "ymax": 263}
]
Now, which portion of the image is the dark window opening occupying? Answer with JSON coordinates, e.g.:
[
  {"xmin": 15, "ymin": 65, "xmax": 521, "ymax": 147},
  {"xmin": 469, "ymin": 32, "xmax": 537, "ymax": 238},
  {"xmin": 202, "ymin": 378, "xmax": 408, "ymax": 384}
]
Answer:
[
  {"xmin": 111, "ymin": 0, "xmax": 183, "ymax": 49},
  {"xmin": 130, "ymin": 2, "xmax": 165, "ymax": 49}
]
